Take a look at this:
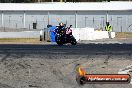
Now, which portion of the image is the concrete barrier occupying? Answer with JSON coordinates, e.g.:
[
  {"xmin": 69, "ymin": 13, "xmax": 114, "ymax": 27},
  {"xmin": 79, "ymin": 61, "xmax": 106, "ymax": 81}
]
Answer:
[
  {"xmin": 0, "ymin": 28, "xmax": 115, "ymax": 41},
  {"xmin": 0, "ymin": 31, "xmax": 40, "ymax": 38},
  {"xmin": 72, "ymin": 28, "xmax": 115, "ymax": 41},
  {"xmin": 72, "ymin": 28, "xmax": 80, "ymax": 41}
]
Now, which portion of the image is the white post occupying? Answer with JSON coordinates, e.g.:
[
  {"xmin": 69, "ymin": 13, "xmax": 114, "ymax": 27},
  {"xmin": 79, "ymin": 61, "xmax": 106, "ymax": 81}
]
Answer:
[
  {"xmin": 106, "ymin": 11, "xmax": 109, "ymax": 22},
  {"xmin": 1, "ymin": 11, "xmax": 4, "ymax": 27},
  {"xmin": 23, "ymin": 11, "xmax": 26, "ymax": 28},
  {"xmin": 75, "ymin": 11, "xmax": 77, "ymax": 28}
]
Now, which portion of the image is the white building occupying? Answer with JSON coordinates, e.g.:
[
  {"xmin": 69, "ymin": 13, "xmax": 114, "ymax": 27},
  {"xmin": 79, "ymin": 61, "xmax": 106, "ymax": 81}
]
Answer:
[{"xmin": 0, "ymin": 2, "xmax": 132, "ymax": 32}]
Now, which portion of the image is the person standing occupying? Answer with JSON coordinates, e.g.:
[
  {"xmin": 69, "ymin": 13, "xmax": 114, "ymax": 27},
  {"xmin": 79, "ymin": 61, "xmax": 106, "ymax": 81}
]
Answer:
[{"xmin": 105, "ymin": 22, "xmax": 112, "ymax": 39}]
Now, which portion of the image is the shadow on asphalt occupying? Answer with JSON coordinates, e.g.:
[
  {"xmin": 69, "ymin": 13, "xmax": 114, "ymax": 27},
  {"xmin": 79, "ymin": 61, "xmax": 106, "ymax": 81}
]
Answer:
[{"xmin": 0, "ymin": 43, "xmax": 131, "ymax": 55}]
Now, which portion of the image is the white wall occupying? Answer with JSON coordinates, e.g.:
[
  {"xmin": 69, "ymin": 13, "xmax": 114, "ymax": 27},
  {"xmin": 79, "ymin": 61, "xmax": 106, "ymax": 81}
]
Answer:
[
  {"xmin": 3, "ymin": 11, "xmax": 24, "ymax": 28},
  {"xmin": 25, "ymin": 11, "xmax": 48, "ymax": 29}
]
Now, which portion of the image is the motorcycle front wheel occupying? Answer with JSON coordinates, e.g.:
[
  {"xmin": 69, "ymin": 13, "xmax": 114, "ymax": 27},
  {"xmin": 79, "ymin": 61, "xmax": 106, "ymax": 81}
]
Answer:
[{"xmin": 55, "ymin": 36, "xmax": 63, "ymax": 45}]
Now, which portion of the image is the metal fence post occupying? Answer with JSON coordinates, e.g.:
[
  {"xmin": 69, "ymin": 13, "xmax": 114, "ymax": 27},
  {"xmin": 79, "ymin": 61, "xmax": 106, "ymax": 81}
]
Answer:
[{"xmin": 1, "ymin": 11, "xmax": 4, "ymax": 27}]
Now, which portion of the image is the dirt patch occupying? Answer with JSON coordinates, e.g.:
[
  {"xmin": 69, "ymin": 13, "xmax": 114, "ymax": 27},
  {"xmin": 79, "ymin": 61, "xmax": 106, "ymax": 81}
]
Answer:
[{"xmin": 115, "ymin": 32, "xmax": 132, "ymax": 38}]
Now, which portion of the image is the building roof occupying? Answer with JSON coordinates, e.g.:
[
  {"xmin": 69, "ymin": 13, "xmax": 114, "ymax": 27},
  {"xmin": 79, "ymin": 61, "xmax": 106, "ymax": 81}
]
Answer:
[{"xmin": 0, "ymin": 2, "xmax": 132, "ymax": 11}]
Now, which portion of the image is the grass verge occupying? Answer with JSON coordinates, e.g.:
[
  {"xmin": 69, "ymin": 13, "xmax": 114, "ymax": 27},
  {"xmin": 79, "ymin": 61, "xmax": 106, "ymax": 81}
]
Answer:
[{"xmin": 0, "ymin": 38, "xmax": 42, "ymax": 44}]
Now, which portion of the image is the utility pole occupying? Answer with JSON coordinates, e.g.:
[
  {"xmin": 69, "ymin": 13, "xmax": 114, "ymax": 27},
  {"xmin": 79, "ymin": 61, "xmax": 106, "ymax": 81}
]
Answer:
[{"xmin": 60, "ymin": 0, "xmax": 63, "ymax": 2}]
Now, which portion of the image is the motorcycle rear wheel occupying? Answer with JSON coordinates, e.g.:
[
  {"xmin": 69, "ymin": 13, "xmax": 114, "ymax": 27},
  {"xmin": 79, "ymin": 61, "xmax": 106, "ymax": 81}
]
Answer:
[{"xmin": 70, "ymin": 37, "xmax": 77, "ymax": 45}]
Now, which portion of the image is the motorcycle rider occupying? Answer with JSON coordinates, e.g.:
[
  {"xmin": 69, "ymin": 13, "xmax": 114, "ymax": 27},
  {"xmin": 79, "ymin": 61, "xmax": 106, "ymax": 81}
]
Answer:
[
  {"xmin": 57, "ymin": 22, "xmax": 65, "ymax": 30},
  {"xmin": 59, "ymin": 22, "xmax": 65, "ymax": 29},
  {"xmin": 55, "ymin": 22, "xmax": 66, "ymax": 35}
]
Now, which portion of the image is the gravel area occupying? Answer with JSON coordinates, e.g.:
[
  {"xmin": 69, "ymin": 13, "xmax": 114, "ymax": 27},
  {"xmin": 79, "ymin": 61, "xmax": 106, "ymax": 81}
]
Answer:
[
  {"xmin": 0, "ymin": 54, "xmax": 132, "ymax": 88},
  {"xmin": 0, "ymin": 44, "xmax": 131, "ymax": 88}
]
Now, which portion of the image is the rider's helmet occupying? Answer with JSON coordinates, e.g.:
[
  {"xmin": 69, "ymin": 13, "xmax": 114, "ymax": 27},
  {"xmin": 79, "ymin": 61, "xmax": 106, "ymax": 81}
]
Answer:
[{"xmin": 59, "ymin": 22, "xmax": 64, "ymax": 27}]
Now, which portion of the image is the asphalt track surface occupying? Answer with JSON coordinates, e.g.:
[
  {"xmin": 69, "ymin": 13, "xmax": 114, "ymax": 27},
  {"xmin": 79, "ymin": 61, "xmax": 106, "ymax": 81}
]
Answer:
[{"xmin": 0, "ymin": 43, "xmax": 132, "ymax": 88}]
